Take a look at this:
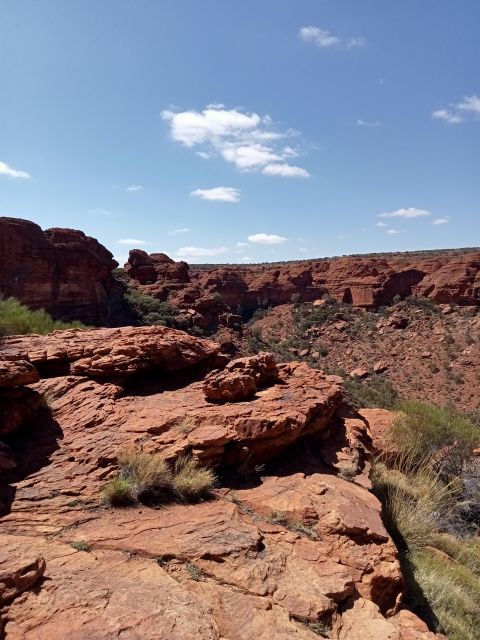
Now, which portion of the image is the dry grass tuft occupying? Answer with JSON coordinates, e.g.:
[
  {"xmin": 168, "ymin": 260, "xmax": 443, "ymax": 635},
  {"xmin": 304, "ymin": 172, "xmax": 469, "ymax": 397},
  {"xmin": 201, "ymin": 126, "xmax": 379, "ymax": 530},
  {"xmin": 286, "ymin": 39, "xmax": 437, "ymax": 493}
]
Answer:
[
  {"xmin": 102, "ymin": 449, "xmax": 215, "ymax": 507},
  {"xmin": 172, "ymin": 456, "xmax": 217, "ymax": 501}
]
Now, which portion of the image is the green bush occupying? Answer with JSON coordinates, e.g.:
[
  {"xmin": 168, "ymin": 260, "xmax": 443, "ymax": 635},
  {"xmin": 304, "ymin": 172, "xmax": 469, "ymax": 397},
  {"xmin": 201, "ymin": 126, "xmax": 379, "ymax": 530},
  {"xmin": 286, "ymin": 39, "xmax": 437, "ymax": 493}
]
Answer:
[
  {"xmin": 123, "ymin": 288, "xmax": 177, "ymax": 326},
  {"xmin": 372, "ymin": 403, "xmax": 480, "ymax": 640},
  {"xmin": 0, "ymin": 297, "xmax": 87, "ymax": 336},
  {"xmin": 390, "ymin": 401, "xmax": 479, "ymax": 476},
  {"xmin": 344, "ymin": 375, "xmax": 399, "ymax": 410}
]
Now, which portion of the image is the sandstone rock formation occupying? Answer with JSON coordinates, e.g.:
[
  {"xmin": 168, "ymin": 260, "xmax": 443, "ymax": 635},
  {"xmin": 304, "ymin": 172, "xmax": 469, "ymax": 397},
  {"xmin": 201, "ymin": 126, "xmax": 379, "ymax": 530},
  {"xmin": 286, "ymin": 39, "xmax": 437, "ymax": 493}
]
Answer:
[
  {"xmin": 203, "ymin": 352, "xmax": 278, "ymax": 402},
  {"xmin": 0, "ymin": 325, "xmax": 444, "ymax": 638},
  {"xmin": 0, "ymin": 217, "xmax": 118, "ymax": 324},
  {"xmin": 124, "ymin": 248, "xmax": 480, "ymax": 329}
]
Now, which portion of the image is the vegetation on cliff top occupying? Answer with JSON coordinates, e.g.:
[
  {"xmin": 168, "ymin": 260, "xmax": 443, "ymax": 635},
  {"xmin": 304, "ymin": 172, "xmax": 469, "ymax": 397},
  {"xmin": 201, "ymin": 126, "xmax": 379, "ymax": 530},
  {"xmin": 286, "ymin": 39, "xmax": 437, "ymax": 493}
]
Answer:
[{"xmin": 0, "ymin": 297, "xmax": 87, "ymax": 336}]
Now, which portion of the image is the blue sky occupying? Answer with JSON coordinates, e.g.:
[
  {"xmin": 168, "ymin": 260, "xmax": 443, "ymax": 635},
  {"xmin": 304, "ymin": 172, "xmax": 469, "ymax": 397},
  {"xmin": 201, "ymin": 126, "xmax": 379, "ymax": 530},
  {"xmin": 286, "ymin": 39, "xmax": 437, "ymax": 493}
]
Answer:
[{"xmin": 1, "ymin": 0, "xmax": 479, "ymax": 264}]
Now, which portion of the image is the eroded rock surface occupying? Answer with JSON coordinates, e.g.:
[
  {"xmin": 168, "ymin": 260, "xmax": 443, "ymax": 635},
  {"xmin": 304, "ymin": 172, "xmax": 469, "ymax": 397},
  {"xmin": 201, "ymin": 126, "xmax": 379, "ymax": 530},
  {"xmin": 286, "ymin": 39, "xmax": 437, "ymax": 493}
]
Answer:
[
  {"xmin": 0, "ymin": 327, "xmax": 442, "ymax": 639},
  {"xmin": 0, "ymin": 217, "xmax": 118, "ymax": 324}
]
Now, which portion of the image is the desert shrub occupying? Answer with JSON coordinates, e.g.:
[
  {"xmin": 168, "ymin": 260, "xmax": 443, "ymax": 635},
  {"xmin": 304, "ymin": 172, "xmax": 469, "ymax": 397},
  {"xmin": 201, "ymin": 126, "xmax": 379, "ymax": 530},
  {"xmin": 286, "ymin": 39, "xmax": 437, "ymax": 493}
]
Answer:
[
  {"xmin": 405, "ymin": 296, "xmax": 439, "ymax": 315},
  {"xmin": 390, "ymin": 401, "xmax": 479, "ymax": 477},
  {"xmin": 291, "ymin": 292, "xmax": 301, "ymax": 304},
  {"xmin": 123, "ymin": 288, "xmax": 177, "ymax": 326},
  {"xmin": 294, "ymin": 298, "xmax": 346, "ymax": 332},
  {"xmin": 102, "ymin": 449, "xmax": 215, "ymax": 507},
  {"xmin": 268, "ymin": 511, "xmax": 318, "ymax": 540},
  {"xmin": 70, "ymin": 540, "xmax": 92, "ymax": 552},
  {"xmin": 372, "ymin": 403, "xmax": 480, "ymax": 639},
  {"xmin": 172, "ymin": 456, "xmax": 216, "ymax": 501},
  {"xmin": 0, "ymin": 297, "xmax": 87, "ymax": 336},
  {"xmin": 250, "ymin": 307, "xmax": 270, "ymax": 322},
  {"xmin": 344, "ymin": 375, "xmax": 399, "ymax": 410},
  {"xmin": 101, "ymin": 476, "xmax": 137, "ymax": 506}
]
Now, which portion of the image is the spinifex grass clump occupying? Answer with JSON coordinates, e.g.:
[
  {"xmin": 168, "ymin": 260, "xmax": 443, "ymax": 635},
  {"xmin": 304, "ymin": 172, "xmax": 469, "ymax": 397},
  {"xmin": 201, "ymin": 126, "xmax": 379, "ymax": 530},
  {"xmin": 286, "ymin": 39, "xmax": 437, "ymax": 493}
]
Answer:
[
  {"xmin": 102, "ymin": 449, "xmax": 216, "ymax": 507},
  {"xmin": 372, "ymin": 400, "xmax": 480, "ymax": 639},
  {"xmin": 0, "ymin": 297, "xmax": 87, "ymax": 336}
]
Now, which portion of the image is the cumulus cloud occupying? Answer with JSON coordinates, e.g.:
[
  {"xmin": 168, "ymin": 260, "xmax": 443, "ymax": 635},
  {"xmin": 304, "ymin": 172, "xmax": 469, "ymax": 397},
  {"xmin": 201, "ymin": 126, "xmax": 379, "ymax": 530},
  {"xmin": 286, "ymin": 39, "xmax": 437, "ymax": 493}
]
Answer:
[
  {"xmin": 376, "ymin": 221, "xmax": 388, "ymax": 227},
  {"xmin": 175, "ymin": 246, "xmax": 228, "ymax": 258},
  {"xmin": 432, "ymin": 109, "xmax": 463, "ymax": 125},
  {"xmin": 456, "ymin": 95, "xmax": 480, "ymax": 115},
  {"xmin": 0, "ymin": 161, "xmax": 30, "ymax": 179},
  {"xmin": 248, "ymin": 233, "xmax": 287, "ymax": 245},
  {"xmin": 162, "ymin": 105, "xmax": 309, "ymax": 177},
  {"xmin": 357, "ymin": 119, "xmax": 381, "ymax": 127},
  {"xmin": 117, "ymin": 238, "xmax": 147, "ymax": 245},
  {"xmin": 387, "ymin": 229, "xmax": 400, "ymax": 235},
  {"xmin": 433, "ymin": 217, "xmax": 450, "ymax": 225},
  {"xmin": 169, "ymin": 227, "xmax": 191, "ymax": 235},
  {"xmin": 191, "ymin": 187, "xmax": 240, "ymax": 202},
  {"xmin": 262, "ymin": 163, "xmax": 310, "ymax": 178},
  {"xmin": 126, "ymin": 184, "xmax": 143, "ymax": 192},
  {"xmin": 236, "ymin": 241, "xmax": 250, "ymax": 248},
  {"xmin": 378, "ymin": 207, "xmax": 431, "ymax": 219},
  {"xmin": 299, "ymin": 26, "xmax": 366, "ymax": 49},
  {"xmin": 432, "ymin": 95, "xmax": 480, "ymax": 124}
]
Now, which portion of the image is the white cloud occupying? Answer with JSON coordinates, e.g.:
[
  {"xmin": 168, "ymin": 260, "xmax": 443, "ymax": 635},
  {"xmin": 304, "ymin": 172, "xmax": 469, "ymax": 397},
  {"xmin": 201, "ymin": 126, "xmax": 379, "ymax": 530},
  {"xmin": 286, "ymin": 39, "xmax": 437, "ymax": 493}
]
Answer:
[
  {"xmin": 162, "ymin": 104, "xmax": 310, "ymax": 177},
  {"xmin": 126, "ymin": 184, "xmax": 143, "ymax": 192},
  {"xmin": 299, "ymin": 26, "xmax": 340, "ymax": 48},
  {"xmin": 262, "ymin": 163, "xmax": 310, "ymax": 178},
  {"xmin": 162, "ymin": 107, "xmax": 261, "ymax": 147},
  {"xmin": 221, "ymin": 143, "xmax": 281, "ymax": 169},
  {"xmin": 240, "ymin": 256, "xmax": 252, "ymax": 262},
  {"xmin": 456, "ymin": 95, "xmax": 480, "ymax": 115},
  {"xmin": 0, "ymin": 161, "xmax": 30, "ymax": 179},
  {"xmin": 376, "ymin": 221, "xmax": 388, "ymax": 227},
  {"xmin": 432, "ymin": 109, "xmax": 463, "ymax": 124},
  {"xmin": 236, "ymin": 241, "xmax": 250, "ymax": 248},
  {"xmin": 357, "ymin": 119, "xmax": 381, "ymax": 127},
  {"xmin": 89, "ymin": 207, "xmax": 112, "ymax": 216},
  {"xmin": 387, "ymin": 229, "xmax": 400, "ymax": 235},
  {"xmin": 117, "ymin": 238, "xmax": 147, "ymax": 245},
  {"xmin": 191, "ymin": 186, "xmax": 240, "ymax": 202},
  {"xmin": 433, "ymin": 217, "xmax": 450, "ymax": 225},
  {"xmin": 248, "ymin": 233, "xmax": 287, "ymax": 245},
  {"xmin": 432, "ymin": 95, "xmax": 480, "ymax": 124},
  {"xmin": 169, "ymin": 227, "xmax": 191, "ymax": 235},
  {"xmin": 379, "ymin": 207, "xmax": 431, "ymax": 219},
  {"xmin": 299, "ymin": 26, "xmax": 366, "ymax": 49},
  {"xmin": 175, "ymin": 246, "xmax": 228, "ymax": 258},
  {"xmin": 347, "ymin": 37, "xmax": 367, "ymax": 48}
]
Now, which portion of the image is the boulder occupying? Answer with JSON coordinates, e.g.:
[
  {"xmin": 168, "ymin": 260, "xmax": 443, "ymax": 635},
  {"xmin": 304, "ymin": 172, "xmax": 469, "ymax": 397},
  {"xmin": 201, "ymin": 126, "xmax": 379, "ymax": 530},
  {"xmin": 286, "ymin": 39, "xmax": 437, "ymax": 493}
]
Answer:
[{"xmin": 0, "ymin": 360, "xmax": 39, "ymax": 388}]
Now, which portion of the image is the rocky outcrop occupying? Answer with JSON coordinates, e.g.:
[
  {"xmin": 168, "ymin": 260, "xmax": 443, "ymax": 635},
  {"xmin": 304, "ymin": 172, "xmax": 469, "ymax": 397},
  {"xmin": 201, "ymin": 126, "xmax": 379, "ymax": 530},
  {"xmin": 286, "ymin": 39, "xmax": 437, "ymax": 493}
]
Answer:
[
  {"xmin": 0, "ymin": 217, "xmax": 118, "ymax": 323},
  {"xmin": 203, "ymin": 352, "xmax": 278, "ymax": 402},
  {"xmin": 0, "ymin": 325, "xmax": 219, "ymax": 379},
  {"xmin": 0, "ymin": 326, "xmax": 443, "ymax": 638},
  {"xmin": 124, "ymin": 249, "xmax": 480, "ymax": 327}
]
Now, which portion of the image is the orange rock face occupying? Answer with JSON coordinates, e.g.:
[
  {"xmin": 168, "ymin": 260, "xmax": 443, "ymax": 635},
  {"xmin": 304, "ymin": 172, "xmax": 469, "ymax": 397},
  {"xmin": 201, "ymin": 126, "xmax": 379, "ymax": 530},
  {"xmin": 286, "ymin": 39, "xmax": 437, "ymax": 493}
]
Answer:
[
  {"xmin": 125, "ymin": 249, "xmax": 480, "ymax": 324},
  {"xmin": 0, "ymin": 327, "xmax": 442, "ymax": 638},
  {"xmin": 0, "ymin": 217, "xmax": 118, "ymax": 323}
]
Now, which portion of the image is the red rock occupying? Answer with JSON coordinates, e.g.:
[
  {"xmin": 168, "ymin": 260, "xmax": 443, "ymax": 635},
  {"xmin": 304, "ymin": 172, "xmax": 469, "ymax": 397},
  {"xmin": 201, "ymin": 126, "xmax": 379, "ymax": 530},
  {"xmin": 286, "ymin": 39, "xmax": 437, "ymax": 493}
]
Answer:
[
  {"xmin": 387, "ymin": 315, "xmax": 409, "ymax": 329},
  {"xmin": 0, "ymin": 217, "xmax": 118, "ymax": 324},
  {"xmin": 373, "ymin": 361, "xmax": 389, "ymax": 374},
  {"xmin": 203, "ymin": 353, "xmax": 278, "ymax": 403},
  {"xmin": 350, "ymin": 367, "xmax": 369, "ymax": 379},
  {"xmin": 0, "ymin": 387, "xmax": 45, "ymax": 436},
  {"xmin": 1, "ymin": 325, "xmax": 219, "ymax": 379},
  {"xmin": 0, "ymin": 539, "xmax": 45, "ymax": 605},
  {"xmin": 0, "ymin": 360, "xmax": 39, "ymax": 388}
]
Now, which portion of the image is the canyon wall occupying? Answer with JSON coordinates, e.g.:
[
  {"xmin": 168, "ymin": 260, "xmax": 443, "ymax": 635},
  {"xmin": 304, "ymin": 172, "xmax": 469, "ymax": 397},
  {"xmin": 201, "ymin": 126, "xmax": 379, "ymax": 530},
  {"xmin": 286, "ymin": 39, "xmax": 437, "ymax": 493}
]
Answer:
[{"xmin": 0, "ymin": 217, "xmax": 118, "ymax": 324}]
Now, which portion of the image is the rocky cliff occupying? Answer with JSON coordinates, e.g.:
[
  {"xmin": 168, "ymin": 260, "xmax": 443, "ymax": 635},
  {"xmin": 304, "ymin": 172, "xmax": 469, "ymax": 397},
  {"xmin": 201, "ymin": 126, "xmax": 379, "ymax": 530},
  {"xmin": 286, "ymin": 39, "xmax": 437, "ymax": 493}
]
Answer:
[
  {"xmin": 0, "ymin": 326, "xmax": 442, "ymax": 639},
  {"xmin": 125, "ymin": 248, "xmax": 480, "ymax": 330},
  {"xmin": 0, "ymin": 218, "xmax": 118, "ymax": 324}
]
